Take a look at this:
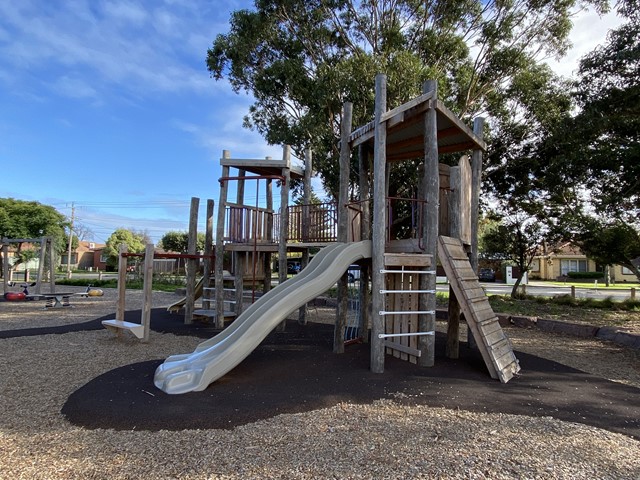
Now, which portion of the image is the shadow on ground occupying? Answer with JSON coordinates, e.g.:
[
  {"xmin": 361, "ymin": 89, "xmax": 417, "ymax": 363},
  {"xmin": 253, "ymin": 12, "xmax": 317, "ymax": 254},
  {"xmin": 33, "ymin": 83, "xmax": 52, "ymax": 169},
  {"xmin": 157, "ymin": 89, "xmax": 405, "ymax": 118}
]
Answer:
[{"xmin": 50, "ymin": 310, "xmax": 640, "ymax": 439}]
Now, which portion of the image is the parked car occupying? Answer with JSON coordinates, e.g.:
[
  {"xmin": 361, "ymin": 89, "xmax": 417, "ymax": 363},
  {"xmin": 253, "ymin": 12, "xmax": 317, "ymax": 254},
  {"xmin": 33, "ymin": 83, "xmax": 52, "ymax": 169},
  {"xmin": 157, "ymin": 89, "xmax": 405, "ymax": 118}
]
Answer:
[{"xmin": 478, "ymin": 268, "xmax": 496, "ymax": 282}]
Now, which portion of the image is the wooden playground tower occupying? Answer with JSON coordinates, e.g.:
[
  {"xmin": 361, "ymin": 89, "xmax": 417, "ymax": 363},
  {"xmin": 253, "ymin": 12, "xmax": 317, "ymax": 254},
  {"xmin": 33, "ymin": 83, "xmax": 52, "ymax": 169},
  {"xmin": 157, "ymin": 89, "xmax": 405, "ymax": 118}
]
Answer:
[
  {"xmin": 210, "ymin": 74, "xmax": 519, "ymax": 382},
  {"xmin": 337, "ymin": 74, "xmax": 520, "ymax": 382}
]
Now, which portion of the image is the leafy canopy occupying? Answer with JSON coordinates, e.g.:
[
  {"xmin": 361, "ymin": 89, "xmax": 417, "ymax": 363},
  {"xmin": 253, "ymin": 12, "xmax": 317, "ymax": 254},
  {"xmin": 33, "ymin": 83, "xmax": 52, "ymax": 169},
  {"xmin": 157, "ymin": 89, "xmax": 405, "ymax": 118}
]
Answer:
[
  {"xmin": 208, "ymin": 0, "xmax": 604, "ymax": 197},
  {"xmin": 159, "ymin": 231, "xmax": 206, "ymax": 253},
  {"xmin": 0, "ymin": 198, "xmax": 69, "ymax": 256},
  {"xmin": 104, "ymin": 228, "xmax": 148, "ymax": 267}
]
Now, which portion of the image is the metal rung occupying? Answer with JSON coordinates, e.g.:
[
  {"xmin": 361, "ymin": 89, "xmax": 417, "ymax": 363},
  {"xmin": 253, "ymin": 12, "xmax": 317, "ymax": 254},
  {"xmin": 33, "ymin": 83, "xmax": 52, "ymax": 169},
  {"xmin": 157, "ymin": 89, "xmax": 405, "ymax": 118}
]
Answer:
[
  {"xmin": 380, "ymin": 289, "xmax": 435, "ymax": 294},
  {"xmin": 379, "ymin": 310, "xmax": 435, "ymax": 316},
  {"xmin": 380, "ymin": 269, "xmax": 436, "ymax": 274},
  {"xmin": 378, "ymin": 331, "xmax": 435, "ymax": 339}
]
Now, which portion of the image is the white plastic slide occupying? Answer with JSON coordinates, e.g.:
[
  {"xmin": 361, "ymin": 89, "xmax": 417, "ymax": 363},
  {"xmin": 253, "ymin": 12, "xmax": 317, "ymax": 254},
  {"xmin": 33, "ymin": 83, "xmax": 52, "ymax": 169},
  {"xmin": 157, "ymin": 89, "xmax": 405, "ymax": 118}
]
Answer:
[{"xmin": 154, "ymin": 241, "xmax": 372, "ymax": 394}]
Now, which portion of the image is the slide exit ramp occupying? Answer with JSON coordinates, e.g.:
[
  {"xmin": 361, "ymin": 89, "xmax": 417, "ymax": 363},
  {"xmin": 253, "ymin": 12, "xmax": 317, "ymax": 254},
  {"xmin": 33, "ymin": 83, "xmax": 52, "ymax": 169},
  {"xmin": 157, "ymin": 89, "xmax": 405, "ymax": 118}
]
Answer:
[{"xmin": 154, "ymin": 241, "xmax": 372, "ymax": 394}]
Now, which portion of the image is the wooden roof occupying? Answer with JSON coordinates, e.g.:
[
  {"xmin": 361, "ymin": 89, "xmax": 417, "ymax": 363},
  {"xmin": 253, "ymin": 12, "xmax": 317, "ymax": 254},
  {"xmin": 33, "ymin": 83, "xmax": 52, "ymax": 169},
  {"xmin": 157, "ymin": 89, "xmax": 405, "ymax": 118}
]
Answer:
[
  {"xmin": 220, "ymin": 157, "xmax": 305, "ymax": 180},
  {"xmin": 348, "ymin": 92, "xmax": 486, "ymax": 161}
]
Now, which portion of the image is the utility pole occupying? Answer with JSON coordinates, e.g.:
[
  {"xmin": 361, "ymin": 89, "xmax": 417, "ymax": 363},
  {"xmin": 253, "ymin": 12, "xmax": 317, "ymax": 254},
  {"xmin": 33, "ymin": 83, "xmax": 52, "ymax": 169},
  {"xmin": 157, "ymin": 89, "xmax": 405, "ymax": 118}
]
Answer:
[{"xmin": 66, "ymin": 202, "xmax": 75, "ymax": 279}]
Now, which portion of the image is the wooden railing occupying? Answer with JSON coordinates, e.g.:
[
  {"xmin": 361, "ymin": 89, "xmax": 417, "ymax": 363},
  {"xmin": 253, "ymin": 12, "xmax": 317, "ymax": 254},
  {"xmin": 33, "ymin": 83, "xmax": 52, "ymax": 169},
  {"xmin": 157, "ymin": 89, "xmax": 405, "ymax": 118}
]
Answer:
[
  {"xmin": 224, "ymin": 203, "xmax": 274, "ymax": 243},
  {"xmin": 225, "ymin": 201, "xmax": 366, "ymax": 244}
]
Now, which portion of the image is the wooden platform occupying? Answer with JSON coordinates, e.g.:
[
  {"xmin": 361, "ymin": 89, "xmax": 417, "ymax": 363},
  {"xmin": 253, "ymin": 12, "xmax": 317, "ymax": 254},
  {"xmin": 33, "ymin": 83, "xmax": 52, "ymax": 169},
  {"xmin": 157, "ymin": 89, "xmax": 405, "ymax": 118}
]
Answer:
[{"xmin": 437, "ymin": 236, "xmax": 520, "ymax": 383}]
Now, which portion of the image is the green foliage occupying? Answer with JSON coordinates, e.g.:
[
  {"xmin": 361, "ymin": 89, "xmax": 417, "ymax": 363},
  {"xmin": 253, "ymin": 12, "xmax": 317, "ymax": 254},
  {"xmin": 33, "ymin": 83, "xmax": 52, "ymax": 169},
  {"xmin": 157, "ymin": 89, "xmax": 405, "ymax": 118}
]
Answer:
[
  {"xmin": 566, "ymin": 271, "xmax": 605, "ymax": 280},
  {"xmin": 573, "ymin": 220, "xmax": 640, "ymax": 281},
  {"xmin": 529, "ymin": 1, "xmax": 639, "ymax": 226},
  {"xmin": 208, "ymin": 0, "xmax": 597, "ymax": 198},
  {"xmin": 103, "ymin": 229, "xmax": 147, "ymax": 268},
  {"xmin": 159, "ymin": 231, "xmax": 207, "ymax": 253},
  {"xmin": 0, "ymin": 197, "xmax": 69, "ymax": 250}
]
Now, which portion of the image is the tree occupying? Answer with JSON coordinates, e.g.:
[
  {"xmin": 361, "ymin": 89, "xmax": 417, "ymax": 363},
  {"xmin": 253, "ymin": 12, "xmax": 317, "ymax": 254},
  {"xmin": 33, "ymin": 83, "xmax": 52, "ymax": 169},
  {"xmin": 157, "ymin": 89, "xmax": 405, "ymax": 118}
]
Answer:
[
  {"xmin": 481, "ymin": 209, "xmax": 548, "ymax": 297},
  {"xmin": 532, "ymin": 0, "xmax": 639, "ymax": 222},
  {"xmin": 0, "ymin": 198, "xmax": 69, "ymax": 275},
  {"xmin": 103, "ymin": 229, "xmax": 147, "ymax": 269},
  {"xmin": 159, "ymin": 231, "xmax": 206, "ymax": 253},
  {"xmin": 208, "ymin": 0, "xmax": 605, "ymax": 198},
  {"xmin": 574, "ymin": 220, "xmax": 640, "ymax": 282}
]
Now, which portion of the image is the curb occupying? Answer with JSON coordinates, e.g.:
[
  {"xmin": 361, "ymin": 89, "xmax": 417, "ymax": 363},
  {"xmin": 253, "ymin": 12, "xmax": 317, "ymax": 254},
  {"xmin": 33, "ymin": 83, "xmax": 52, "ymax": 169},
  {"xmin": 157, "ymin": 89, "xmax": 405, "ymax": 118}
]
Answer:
[{"xmin": 436, "ymin": 308, "xmax": 640, "ymax": 351}]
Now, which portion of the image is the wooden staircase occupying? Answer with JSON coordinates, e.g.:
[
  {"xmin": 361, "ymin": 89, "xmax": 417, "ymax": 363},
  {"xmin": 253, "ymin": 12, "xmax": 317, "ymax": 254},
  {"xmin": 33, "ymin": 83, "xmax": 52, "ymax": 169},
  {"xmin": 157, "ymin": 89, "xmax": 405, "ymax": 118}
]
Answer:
[{"xmin": 437, "ymin": 236, "xmax": 520, "ymax": 383}]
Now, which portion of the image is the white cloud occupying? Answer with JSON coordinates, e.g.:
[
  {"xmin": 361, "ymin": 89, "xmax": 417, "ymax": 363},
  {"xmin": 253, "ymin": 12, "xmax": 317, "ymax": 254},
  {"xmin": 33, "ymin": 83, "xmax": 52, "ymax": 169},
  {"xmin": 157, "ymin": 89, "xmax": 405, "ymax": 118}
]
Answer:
[{"xmin": 0, "ymin": 0, "xmax": 233, "ymax": 101}]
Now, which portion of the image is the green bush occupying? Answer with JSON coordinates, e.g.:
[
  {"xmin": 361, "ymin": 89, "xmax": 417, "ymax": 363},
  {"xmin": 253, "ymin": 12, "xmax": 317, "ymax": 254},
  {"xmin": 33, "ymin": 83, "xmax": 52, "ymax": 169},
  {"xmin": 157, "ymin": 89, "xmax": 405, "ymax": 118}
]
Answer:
[{"xmin": 567, "ymin": 271, "xmax": 604, "ymax": 280}]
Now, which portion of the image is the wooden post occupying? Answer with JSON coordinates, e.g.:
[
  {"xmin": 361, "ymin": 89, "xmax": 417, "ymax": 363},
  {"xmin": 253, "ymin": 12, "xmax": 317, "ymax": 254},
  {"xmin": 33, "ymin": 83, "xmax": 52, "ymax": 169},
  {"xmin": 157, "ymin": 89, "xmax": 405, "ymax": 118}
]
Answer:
[
  {"xmin": 263, "ymin": 177, "xmax": 273, "ymax": 294},
  {"xmin": 419, "ymin": 79, "xmax": 439, "ymax": 367},
  {"xmin": 48, "ymin": 237, "xmax": 55, "ymax": 294},
  {"xmin": 571, "ymin": 285, "xmax": 576, "ymax": 299},
  {"xmin": 141, "ymin": 243, "xmax": 154, "ymax": 343},
  {"xmin": 335, "ymin": 102, "xmax": 353, "ymax": 353},
  {"xmin": 469, "ymin": 118, "xmax": 485, "ymax": 272},
  {"xmin": 371, "ymin": 74, "xmax": 388, "ymax": 374},
  {"xmin": 203, "ymin": 199, "xmax": 215, "ymax": 303},
  {"xmin": 631, "ymin": 288, "xmax": 636, "ymax": 300},
  {"xmin": 116, "ymin": 244, "xmax": 128, "ymax": 322},
  {"xmin": 468, "ymin": 118, "xmax": 485, "ymax": 350},
  {"xmin": 1, "ymin": 240, "xmax": 8, "ymax": 295},
  {"xmin": 185, "ymin": 197, "xmax": 199, "ymax": 324},
  {"xmin": 446, "ymin": 165, "xmax": 462, "ymax": 359},
  {"xmin": 215, "ymin": 152, "xmax": 230, "ymax": 329},
  {"xmin": 358, "ymin": 143, "xmax": 371, "ymax": 342},
  {"xmin": 277, "ymin": 145, "xmax": 292, "ymax": 331},
  {"xmin": 234, "ymin": 171, "xmax": 246, "ymax": 317},
  {"xmin": 35, "ymin": 237, "xmax": 46, "ymax": 294},
  {"xmin": 299, "ymin": 148, "xmax": 313, "ymax": 325},
  {"xmin": 234, "ymin": 252, "xmax": 244, "ymax": 316}
]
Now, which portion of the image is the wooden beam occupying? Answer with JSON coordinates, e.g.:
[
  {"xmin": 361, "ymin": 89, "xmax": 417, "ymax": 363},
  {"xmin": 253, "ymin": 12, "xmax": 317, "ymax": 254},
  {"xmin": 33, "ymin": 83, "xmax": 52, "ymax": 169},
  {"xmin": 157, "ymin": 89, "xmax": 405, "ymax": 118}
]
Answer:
[
  {"xmin": 371, "ymin": 74, "xmax": 387, "ymax": 374},
  {"xmin": 380, "ymin": 91, "xmax": 434, "ymax": 124},
  {"xmin": 419, "ymin": 79, "xmax": 439, "ymax": 367}
]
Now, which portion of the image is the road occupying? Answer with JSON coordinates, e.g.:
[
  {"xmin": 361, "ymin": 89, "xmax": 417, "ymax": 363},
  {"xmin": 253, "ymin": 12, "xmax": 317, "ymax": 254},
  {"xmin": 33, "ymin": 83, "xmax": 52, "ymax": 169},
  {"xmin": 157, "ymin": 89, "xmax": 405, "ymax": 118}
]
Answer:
[{"xmin": 65, "ymin": 272, "xmax": 636, "ymax": 302}]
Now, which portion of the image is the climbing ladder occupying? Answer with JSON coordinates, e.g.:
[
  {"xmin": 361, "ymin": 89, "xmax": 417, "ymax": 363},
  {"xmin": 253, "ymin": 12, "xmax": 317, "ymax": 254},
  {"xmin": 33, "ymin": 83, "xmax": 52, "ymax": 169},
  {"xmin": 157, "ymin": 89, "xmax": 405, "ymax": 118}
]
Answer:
[
  {"xmin": 379, "ymin": 253, "xmax": 435, "ymax": 363},
  {"xmin": 437, "ymin": 236, "xmax": 520, "ymax": 383}
]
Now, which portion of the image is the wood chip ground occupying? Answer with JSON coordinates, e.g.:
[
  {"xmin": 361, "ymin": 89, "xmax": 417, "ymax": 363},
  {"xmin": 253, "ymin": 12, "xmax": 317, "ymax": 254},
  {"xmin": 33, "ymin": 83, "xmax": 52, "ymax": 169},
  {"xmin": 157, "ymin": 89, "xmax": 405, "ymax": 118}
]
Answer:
[{"xmin": 1, "ymin": 287, "xmax": 638, "ymax": 479}]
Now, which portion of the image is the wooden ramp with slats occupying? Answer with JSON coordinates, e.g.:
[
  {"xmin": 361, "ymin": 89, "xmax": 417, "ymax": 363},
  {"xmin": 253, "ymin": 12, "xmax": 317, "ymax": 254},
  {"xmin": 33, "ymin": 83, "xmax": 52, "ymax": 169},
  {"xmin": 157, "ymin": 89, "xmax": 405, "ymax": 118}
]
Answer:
[{"xmin": 437, "ymin": 236, "xmax": 520, "ymax": 383}]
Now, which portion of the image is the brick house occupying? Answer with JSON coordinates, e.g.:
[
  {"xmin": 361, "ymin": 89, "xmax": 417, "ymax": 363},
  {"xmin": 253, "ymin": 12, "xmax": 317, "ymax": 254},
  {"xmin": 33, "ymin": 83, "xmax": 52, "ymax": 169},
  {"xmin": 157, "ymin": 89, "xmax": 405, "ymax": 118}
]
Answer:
[
  {"xmin": 61, "ymin": 241, "xmax": 107, "ymax": 271},
  {"xmin": 531, "ymin": 242, "xmax": 638, "ymax": 282}
]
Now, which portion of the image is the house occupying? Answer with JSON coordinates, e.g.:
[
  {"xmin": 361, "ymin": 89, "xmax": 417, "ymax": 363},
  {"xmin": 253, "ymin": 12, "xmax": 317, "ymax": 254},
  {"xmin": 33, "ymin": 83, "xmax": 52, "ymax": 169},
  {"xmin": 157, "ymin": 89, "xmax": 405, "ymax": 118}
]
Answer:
[
  {"xmin": 531, "ymin": 242, "xmax": 637, "ymax": 282},
  {"xmin": 61, "ymin": 241, "xmax": 108, "ymax": 271}
]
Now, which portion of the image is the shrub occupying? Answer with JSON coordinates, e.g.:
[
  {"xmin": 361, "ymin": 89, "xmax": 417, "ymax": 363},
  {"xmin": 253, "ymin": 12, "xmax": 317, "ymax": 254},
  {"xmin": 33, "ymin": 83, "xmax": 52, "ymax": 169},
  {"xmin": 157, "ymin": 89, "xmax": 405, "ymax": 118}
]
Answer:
[{"xmin": 567, "ymin": 271, "xmax": 604, "ymax": 280}]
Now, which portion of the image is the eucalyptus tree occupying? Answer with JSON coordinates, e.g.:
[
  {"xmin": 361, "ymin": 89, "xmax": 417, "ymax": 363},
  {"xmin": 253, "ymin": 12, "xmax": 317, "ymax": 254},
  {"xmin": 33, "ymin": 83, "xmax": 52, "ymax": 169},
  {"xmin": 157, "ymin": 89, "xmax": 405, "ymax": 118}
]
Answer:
[{"xmin": 208, "ymin": 0, "xmax": 606, "ymax": 198}]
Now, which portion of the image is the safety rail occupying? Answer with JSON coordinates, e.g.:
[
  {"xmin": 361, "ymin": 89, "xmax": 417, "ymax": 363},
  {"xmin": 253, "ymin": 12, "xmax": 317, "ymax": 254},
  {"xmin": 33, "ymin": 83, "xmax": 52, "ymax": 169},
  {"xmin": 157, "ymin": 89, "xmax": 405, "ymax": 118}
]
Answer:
[{"xmin": 224, "ymin": 203, "xmax": 274, "ymax": 243}]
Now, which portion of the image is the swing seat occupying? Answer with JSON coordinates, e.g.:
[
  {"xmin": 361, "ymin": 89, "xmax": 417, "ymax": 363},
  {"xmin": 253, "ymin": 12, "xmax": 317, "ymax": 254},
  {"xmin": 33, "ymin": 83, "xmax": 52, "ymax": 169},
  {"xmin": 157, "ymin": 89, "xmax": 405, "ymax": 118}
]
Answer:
[{"xmin": 101, "ymin": 319, "xmax": 145, "ymax": 339}]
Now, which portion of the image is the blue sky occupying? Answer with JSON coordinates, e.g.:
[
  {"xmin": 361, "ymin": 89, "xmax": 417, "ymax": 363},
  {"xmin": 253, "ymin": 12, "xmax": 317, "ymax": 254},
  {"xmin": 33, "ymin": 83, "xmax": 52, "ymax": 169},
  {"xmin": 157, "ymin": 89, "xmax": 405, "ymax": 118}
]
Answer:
[{"xmin": 0, "ymin": 1, "xmax": 623, "ymax": 244}]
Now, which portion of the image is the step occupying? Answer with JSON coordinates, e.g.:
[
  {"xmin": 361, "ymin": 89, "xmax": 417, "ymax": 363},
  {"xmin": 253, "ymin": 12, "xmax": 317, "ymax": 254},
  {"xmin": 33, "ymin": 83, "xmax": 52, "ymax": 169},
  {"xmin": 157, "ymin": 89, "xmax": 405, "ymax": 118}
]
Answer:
[
  {"xmin": 193, "ymin": 309, "xmax": 236, "ymax": 319},
  {"xmin": 102, "ymin": 319, "xmax": 145, "ymax": 339}
]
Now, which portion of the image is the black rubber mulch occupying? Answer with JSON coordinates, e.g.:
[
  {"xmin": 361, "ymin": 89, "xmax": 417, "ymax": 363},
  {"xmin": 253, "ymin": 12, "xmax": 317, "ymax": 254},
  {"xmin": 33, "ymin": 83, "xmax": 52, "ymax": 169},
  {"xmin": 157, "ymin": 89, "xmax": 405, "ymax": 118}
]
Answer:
[{"xmin": 46, "ymin": 309, "xmax": 639, "ymax": 439}]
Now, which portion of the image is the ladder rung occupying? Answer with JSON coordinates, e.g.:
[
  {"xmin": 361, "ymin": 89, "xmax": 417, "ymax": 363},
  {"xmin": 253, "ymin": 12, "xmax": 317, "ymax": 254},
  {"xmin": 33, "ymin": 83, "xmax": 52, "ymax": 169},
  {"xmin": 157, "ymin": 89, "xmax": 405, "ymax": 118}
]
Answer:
[
  {"xmin": 378, "ymin": 331, "xmax": 435, "ymax": 339},
  {"xmin": 379, "ymin": 310, "xmax": 435, "ymax": 316},
  {"xmin": 380, "ymin": 289, "xmax": 435, "ymax": 294},
  {"xmin": 380, "ymin": 269, "xmax": 436, "ymax": 274}
]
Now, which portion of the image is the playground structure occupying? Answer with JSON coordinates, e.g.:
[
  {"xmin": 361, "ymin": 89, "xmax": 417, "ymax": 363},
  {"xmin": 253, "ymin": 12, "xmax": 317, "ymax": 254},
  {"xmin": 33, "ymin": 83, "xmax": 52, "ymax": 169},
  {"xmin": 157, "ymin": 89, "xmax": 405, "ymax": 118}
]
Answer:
[
  {"xmin": 2, "ymin": 237, "xmax": 56, "ymax": 296},
  {"xmin": 102, "ymin": 241, "xmax": 216, "ymax": 341},
  {"xmin": 154, "ymin": 74, "xmax": 519, "ymax": 393}
]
